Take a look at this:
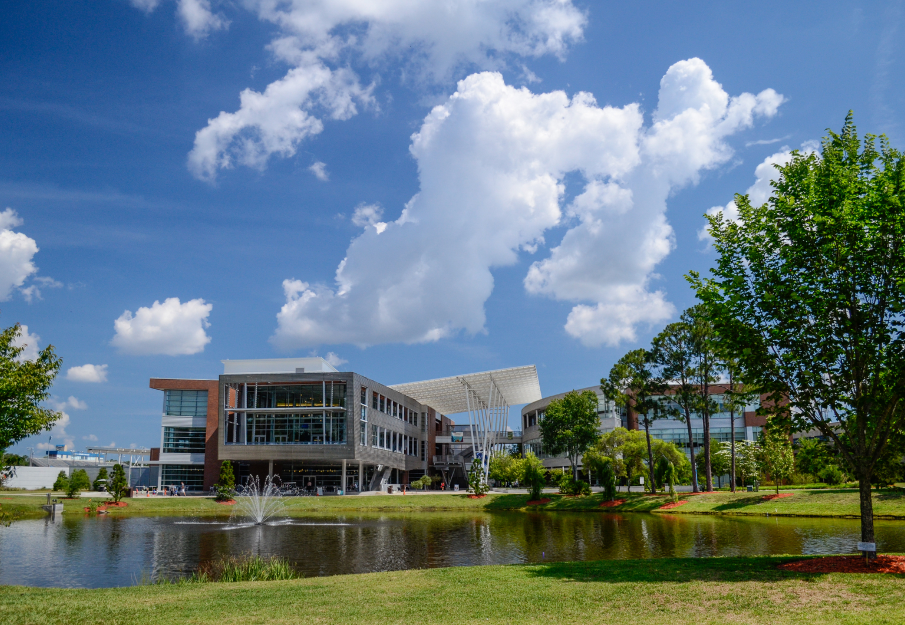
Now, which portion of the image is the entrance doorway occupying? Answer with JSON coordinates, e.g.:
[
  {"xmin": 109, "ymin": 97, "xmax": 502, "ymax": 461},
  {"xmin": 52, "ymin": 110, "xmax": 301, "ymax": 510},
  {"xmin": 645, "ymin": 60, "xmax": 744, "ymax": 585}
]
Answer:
[{"xmin": 303, "ymin": 476, "xmax": 316, "ymax": 494}]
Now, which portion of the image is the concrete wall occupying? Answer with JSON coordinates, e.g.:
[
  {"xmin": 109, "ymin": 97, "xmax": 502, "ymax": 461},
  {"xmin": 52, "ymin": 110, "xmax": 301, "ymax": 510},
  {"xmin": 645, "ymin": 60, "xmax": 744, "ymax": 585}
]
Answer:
[{"xmin": 3, "ymin": 466, "xmax": 69, "ymax": 489}]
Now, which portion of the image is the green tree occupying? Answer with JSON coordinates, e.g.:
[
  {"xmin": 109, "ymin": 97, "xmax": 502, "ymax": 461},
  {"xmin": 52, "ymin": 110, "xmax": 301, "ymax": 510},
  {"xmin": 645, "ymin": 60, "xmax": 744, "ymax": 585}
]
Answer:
[
  {"xmin": 795, "ymin": 438, "xmax": 835, "ymax": 478},
  {"xmin": 651, "ymin": 322, "xmax": 702, "ymax": 492},
  {"xmin": 696, "ymin": 439, "xmax": 731, "ymax": 488},
  {"xmin": 109, "ymin": 463, "xmax": 128, "ymax": 503},
  {"xmin": 655, "ymin": 456, "xmax": 678, "ymax": 501},
  {"xmin": 52, "ymin": 470, "xmax": 69, "ymax": 492},
  {"xmin": 594, "ymin": 427, "xmax": 648, "ymax": 492},
  {"xmin": 683, "ymin": 306, "xmax": 723, "ymax": 492},
  {"xmin": 216, "ymin": 460, "xmax": 236, "ymax": 501},
  {"xmin": 539, "ymin": 390, "xmax": 600, "ymax": 481},
  {"xmin": 522, "ymin": 452, "xmax": 546, "ymax": 501},
  {"xmin": 0, "ymin": 322, "xmax": 63, "ymax": 455},
  {"xmin": 690, "ymin": 115, "xmax": 905, "ymax": 553},
  {"xmin": 651, "ymin": 439, "xmax": 692, "ymax": 485},
  {"xmin": 734, "ymin": 440, "xmax": 760, "ymax": 487},
  {"xmin": 91, "ymin": 467, "xmax": 109, "ymax": 492},
  {"xmin": 720, "ymin": 354, "xmax": 759, "ymax": 492},
  {"xmin": 602, "ymin": 350, "xmax": 667, "ymax": 493},
  {"xmin": 757, "ymin": 426, "xmax": 796, "ymax": 495},
  {"xmin": 468, "ymin": 457, "xmax": 489, "ymax": 496},
  {"xmin": 66, "ymin": 469, "xmax": 90, "ymax": 499}
]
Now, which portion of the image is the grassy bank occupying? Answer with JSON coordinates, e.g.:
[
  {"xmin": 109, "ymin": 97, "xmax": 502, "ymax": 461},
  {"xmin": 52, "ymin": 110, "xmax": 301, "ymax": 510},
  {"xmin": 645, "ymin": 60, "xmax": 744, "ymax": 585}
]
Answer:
[
  {"xmin": 4, "ymin": 487, "xmax": 905, "ymax": 519},
  {"xmin": 3, "ymin": 556, "xmax": 904, "ymax": 625}
]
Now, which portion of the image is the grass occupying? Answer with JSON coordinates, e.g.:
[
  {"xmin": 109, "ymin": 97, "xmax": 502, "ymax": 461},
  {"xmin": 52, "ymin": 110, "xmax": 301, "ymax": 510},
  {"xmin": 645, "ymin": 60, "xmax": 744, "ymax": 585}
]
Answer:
[
  {"xmin": 3, "ymin": 556, "xmax": 905, "ymax": 624},
  {"xmin": 4, "ymin": 487, "xmax": 905, "ymax": 519},
  {"xmin": 176, "ymin": 555, "xmax": 300, "ymax": 583}
]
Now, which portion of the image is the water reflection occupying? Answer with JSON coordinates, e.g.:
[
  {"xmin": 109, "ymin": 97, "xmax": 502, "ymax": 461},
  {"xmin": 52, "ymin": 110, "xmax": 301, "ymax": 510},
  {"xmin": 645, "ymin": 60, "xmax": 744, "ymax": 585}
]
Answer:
[{"xmin": 2, "ymin": 511, "xmax": 905, "ymax": 588}]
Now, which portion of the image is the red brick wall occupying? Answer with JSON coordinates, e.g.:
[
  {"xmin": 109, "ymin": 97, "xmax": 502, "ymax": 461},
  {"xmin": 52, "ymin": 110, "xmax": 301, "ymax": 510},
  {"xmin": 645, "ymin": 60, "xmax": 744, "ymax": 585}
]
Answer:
[{"xmin": 149, "ymin": 378, "xmax": 220, "ymax": 490}]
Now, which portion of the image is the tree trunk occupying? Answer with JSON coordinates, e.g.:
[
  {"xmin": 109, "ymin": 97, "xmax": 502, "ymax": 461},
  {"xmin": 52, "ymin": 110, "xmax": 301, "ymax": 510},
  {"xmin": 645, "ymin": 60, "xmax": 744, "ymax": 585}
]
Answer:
[
  {"xmin": 859, "ymin": 474, "xmax": 877, "ymax": 560},
  {"xmin": 644, "ymin": 421, "xmax": 656, "ymax": 493},
  {"xmin": 729, "ymin": 371, "xmax": 736, "ymax": 493},
  {"xmin": 703, "ymin": 382, "xmax": 713, "ymax": 492},
  {"xmin": 685, "ymin": 408, "xmax": 698, "ymax": 493}
]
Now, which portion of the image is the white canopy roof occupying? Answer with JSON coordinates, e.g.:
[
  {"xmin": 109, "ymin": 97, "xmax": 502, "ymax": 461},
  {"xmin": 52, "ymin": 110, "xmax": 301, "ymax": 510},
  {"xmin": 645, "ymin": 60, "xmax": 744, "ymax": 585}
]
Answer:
[{"xmin": 390, "ymin": 365, "xmax": 541, "ymax": 415}]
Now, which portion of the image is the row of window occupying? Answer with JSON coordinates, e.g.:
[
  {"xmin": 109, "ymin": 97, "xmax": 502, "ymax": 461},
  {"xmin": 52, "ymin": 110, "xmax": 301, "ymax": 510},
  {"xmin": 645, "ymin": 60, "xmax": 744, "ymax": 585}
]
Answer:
[
  {"xmin": 163, "ymin": 427, "xmax": 205, "ymax": 453},
  {"xmin": 238, "ymin": 382, "xmax": 346, "ymax": 409},
  {"xmin": 165, "ymin": 390, "xmax": 208, "ymax": 418},
  {"xmin": 371, "ymin": 390, "xmax": 419, "ymax": 426},
  {"xmin": 370, "ymin": 425, "xmax": 419, "ymax": 457},
  {"xmin": 161, "ymin": 465, "xmax": 205, "ymax": 490},
  {"xmin": 224, "ymin": 412, "xmax": 347, "ymax": 445}
]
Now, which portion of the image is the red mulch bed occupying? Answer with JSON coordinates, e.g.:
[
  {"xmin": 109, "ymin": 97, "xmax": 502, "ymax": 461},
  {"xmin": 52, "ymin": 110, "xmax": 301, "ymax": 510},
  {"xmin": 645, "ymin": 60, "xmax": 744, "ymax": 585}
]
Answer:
[
  {"xmin": 105, "ymin": 501, "xmax": 128, "ymax": 507},
  {"xmin": 216, "ymin": 499, "xmax": 237, "ymax": 505},
  {"xmin": 779, "ymin": 555, "xmax": 905, "ymax": 574},
  {"xmin": 526, "ymin": 498, "xmax": 551, "ymax": 506},
  {"xmin": 658, "ymin": 500, "xmax": 689, "ymax": 510},
  {"xmin": 599, "ymin": 499, "xmax": 626, "ymax": 508},
  {"xmin": 467, "ymin": 494, "xmax": 487, "ymax": 499},
  {"xmin": 762, "ymin": 493, "xmax": 794, "ymax": 501}
]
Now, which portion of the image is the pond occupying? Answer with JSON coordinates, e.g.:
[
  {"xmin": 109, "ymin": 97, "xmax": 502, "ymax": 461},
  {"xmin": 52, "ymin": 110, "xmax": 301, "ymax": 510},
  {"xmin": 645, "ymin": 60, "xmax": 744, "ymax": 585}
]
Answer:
[{"xmin": 3, "ymin": 511, "xmax": 905, "ymax": 588}]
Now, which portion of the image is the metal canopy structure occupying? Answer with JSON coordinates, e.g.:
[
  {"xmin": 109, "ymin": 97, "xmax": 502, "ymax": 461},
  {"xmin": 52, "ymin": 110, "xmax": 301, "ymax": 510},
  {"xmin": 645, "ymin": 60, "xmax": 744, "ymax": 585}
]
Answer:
[{"xmin": 391, "ymin": 366, "xmax": 541, "ymax": 483}]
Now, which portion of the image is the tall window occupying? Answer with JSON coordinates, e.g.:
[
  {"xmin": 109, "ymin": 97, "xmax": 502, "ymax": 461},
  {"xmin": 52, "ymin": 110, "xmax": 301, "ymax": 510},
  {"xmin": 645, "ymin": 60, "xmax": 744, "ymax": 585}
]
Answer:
[
  {"xmin": 164, "ymin": 390, "xmax": 208, "ymax": 417},
  {"xmin": 372, "ymin": 391, "xmax": 378, "ymax": 410},
  {"xmin": 360, "ymin": 386, "xmax": 367, "ymax": 405},
  {"xmin": 360, "ymin": 388, "xmax": 368, "ymax": 446},
  {"xmin": 161, "ymin": 465, "xmax": 204, "ymax": 490},
  {"xmin": 371, "ymin": 424, "xmax": 378, "ymax": 447}
]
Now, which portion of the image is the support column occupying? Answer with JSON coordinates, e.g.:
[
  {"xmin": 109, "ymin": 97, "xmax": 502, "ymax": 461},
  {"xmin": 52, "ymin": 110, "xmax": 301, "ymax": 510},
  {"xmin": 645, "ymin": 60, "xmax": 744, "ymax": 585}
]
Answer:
[
  {"xmin": 341, "ymin": 459, "xmax": 347, "ymax": 495},
  {"xmin": 358, "ymin": 460, "xmax": 363, "ymax": 492},
  {"xmin": 268, "ymin": 459, "xmax": 273, "ymax": 479}
]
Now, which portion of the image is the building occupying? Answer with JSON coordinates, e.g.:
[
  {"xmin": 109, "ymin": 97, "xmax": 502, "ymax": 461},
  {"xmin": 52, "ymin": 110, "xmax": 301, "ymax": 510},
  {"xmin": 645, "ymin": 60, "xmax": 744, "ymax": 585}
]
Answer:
[
  {"xmin": 151, "ymin": 358, "xmax": 543, "ymax": 493},
  {"xmin": 521, "ymin": 384, "xmax": 766, "ymax": 471}
]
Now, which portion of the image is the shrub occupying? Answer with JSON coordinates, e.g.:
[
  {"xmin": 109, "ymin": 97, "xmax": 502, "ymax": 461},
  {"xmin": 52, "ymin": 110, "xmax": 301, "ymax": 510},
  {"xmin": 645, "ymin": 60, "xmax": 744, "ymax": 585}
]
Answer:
[
  {"xmin": 819, "ymin": 465, "xmax": 846, "ymax": 486},
  {"xmin": 523, "ymin": 452, "xmax": 546, "ymax": 501},
  {"xmin": 188, "ymin": 554, "xmax": 300, "ymax": 583},
  {"xmin": 468, "ymin": 458, "xmax": 490, "ymax": 496},
  {"xmin": 67, "ymin": 469, "xmax": 90, "ymax": 499},
  {"xmin": 53, "ymin": 470, "xmax": 69, "ymax": 492},
  {"xmin": 558, "ymin": 474, "xmax": 591, "ymax": 496},
  {"xmin": 599, "ymin": 458, "xmax": 618, "ymax": 501},
  {"xmin": 92, "ymin": 467, "xmax": 109, "ymax": 492},
  {"xmin": 109, "ymin": 464, "xmax": 128, "ymax": 503},
  {"xmin": 215, "ymin": 460, "xmax": 236, "ymax": 501}
]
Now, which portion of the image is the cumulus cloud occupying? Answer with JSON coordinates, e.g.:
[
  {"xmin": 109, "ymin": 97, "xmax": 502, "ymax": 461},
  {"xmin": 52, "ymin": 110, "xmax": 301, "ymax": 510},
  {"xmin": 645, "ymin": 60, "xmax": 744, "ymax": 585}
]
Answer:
[
  {"xmin": 0, "ymin": 208, "xmax": 39, "ymax": 300},
  {"xmin": 324, "ymin": 352, "xmax": 347, "ymax": 368},
  {"xmin": 21, "ymin": 276, "xmax": 63, "ymax": 303},
  {"xmin": 176, "ymin": 0, "xmax": 586, "ymax": 181},
  {"xmin": 82, "ymin": 434, "xmax": 98, "ymax": 441},
  {"xmin": 36, "ymin": 397, "xmax": 87, "ymax": 450},
  {"xmin": 273, "ymin": 59, "xmax": 783, "ymax": 349},
  {"xmin": 112, "ymin": 297, "xmax": 212, "ymax": 355},
  {"xmin": 309, "ymin": 161, "xmax": 329, "ymax": 181},
  {"xmin": 66, "ymin": 363, "xmax": 109, "ymax": 383},
  {"xmin": 700, "ymin": 141, "xmax": 818, "ymax": 241},
  {"xmin": 50, "ymin": 396, "xmax": 88, "ymax": 411},
  {"xmin": 12, "ymin": 324, "xmax": 40, "ymax": 361},
  {"xmin": 130, "ymin": 0, "xmax": 227, "ymax": 39}
]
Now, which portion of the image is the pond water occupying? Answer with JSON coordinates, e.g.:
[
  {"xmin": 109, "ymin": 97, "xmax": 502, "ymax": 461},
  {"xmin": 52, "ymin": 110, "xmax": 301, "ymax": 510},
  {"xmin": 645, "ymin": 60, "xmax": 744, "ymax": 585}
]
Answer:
[{"xmin": 3, "ymin": 511, "xmax": 905, "ymax": 588}]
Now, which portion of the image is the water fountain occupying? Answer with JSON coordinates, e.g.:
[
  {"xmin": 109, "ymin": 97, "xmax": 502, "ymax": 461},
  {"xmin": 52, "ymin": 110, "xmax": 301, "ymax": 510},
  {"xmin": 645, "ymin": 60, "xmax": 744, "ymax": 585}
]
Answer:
[{"xmin": 230, "ymin": 475, "xmax": 295, "ymax": 525}]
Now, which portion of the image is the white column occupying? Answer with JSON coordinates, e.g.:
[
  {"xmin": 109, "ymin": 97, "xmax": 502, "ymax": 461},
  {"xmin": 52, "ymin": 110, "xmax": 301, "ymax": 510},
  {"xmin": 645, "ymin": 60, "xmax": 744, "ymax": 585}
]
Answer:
[
  {"xmin": 341, "ymin": 459, "xmax": 347, "ymax": 495},
  {"xmin": 359, "ymin": 460, "xmax": 363, "ymax": 491},
  {"xmin": 268, "ymin": 459, "xmax": 273, "ymax": 479}
]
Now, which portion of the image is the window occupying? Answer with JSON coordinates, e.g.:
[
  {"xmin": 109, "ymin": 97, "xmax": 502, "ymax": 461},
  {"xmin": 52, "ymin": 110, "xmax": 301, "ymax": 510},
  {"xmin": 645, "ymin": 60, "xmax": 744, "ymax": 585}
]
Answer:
[
  {"xmin": 372, "ymin": 392, "xmax": 378, "ymax": 410},
  {"xmin": 371, "ymin": 424, "xmax": 378, "ymax": 447},
  {"xmin": 161, "ymin": 465, "xmax": 204, "ymax": 491},
  {"xmin": 379, "ymin": 429, "xmax": 385, "ymax": 449},
  {"xmin": 163, "ymin": 427, "xmax": 205, "ymax": 453},
  {"xmin": 379, "ymin": 395, "xmax": 385, "ymax": 413},
  {"xmin": 360, "ymin": 404, "xmax": 368, "ymax": 446},
  {"xmin": 420, "ymin": 440, "xmax": 425, "ymax": 461},
  {"xmin": 164, "ymin": 390, "xmax": 208, "ymax": 417},
  {"xmin": 227, "ymin": 412, "xmax": 346, "ymax": 445},
  {"xmin": 360, "ymin": 386, "xmax": 367, "ymax": 405}
]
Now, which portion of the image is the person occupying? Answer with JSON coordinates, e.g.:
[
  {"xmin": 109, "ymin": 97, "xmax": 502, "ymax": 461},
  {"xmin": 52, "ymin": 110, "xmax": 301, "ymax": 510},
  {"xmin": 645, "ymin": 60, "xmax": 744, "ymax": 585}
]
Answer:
[
  {"xmin": 307, "ymin": 480, "xmax": 312, "ymax": 494},
  {"xmin": 441, "ymin": 482, "xmax": 445, "ymax": 491}
]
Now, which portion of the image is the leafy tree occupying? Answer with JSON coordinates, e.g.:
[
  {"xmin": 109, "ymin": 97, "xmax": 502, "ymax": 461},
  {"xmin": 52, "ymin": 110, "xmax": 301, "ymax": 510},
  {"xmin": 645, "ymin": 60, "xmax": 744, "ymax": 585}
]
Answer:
[
  {"xmin": 602, "ymin": 350, "xmax": 667, "ymax": 493},
  {"xmin": 795, "ymin": 438, "xmax": 835, "ymax": 478},
  {"xmin": 522, "ymin": 452, "xmax": 546, "ymax": 501},
  {"xmin": 596, "ymin": 457, "xmax": 618, "ymax": 501},
  {"xmin": 651, "ymin": 322, "xmax": 702, "ymax": 492},
  {"xmin": 489, "ymin": 452, "xmax": 524, "ymax": 486},
  {"xmin": 734, "ymin": 440, "xmax": 760, "ymax": 487},
  {"xmin": 720, "ymin": 354, "xmax": 759, "ymax": 491},
  {"xmin": 655, "ymin": 456, "xmax": 678, "ymax": 501},
  {"xmin": 109, "ymin": 463, "xmax": 128, "ymax": 503},
  {"xmin": 66, "ymin": 469, "xmax": 90, "ymax": 499},
  {"xmin": 0, "ymin": 322, "xmax": 63, "ymax": 454},
  {"xmin": 594, "ymin": 427, "xmax": 648, "ymax": 492},
  {"xmin": 696, "ymin": 439, "xmax": 731, "ymax": 488},
  {"xmin": 539, "ymin": 390, "xmax": 600, "ymax": 481},
  {"xmin": 690, "ymin": 115, "xmax": 905, "ymax": 552},
  {"xmin": 92, "ymin": 467, "xmax": 109, "ymax": 492},
  {"xmin": 756, "ymin": 426, "xmax": 795, "ymax": 495},
  {"xmin": 1, "ymin": 453, "xmax": 28, "ymax": 466},
  {"xmin": 870, "ymin": 449, "xmax": 904, "ymax": 489},
  {"xmin": 468, "ymin": 458, "xmax": 489, "ymax": 496},
  {"xmin": 53, "ymin": 470, "xmax": 69, "ymax": 492},
  {"xmin": 216, "ymin": 460, "xmax": 236, "ymax": 501},
  {"xmin": 650, "ymin": 439, "xmax": 692, "ymax": 485}
]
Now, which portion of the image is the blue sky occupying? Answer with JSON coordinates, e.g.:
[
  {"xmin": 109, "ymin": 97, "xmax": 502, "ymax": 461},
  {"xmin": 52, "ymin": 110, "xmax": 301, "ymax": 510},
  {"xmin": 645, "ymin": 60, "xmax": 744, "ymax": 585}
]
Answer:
[{"xmin": 3, "ymin": 1, "xmax": 904, "ymax": 454}]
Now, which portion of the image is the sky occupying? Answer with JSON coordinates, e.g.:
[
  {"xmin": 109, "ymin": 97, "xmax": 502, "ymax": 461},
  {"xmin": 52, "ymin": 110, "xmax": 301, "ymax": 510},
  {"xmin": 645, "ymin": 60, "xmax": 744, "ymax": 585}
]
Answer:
[{"xmin": 3, "ymin": 1, "xmax": 905, "ymax": 454}]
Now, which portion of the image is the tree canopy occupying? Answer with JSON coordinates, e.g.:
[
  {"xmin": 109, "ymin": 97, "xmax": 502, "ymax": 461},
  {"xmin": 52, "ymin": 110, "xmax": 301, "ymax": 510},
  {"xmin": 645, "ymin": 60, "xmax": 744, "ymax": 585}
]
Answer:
[
  {"xmin": 539, "ymin": 389, "xmax": 600, "ymax": 480},
  {"xmin": 690, "ymin": 114, "xmax": 905, "ymax": 552}
]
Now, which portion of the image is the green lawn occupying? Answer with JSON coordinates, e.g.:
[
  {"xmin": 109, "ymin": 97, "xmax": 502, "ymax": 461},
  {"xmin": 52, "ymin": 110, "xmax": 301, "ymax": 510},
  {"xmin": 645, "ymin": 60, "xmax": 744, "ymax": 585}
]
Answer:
[
  {"xmin": 2, "ymin": 556, "xmax": 903, "ymax": 625},
  {"xmin": 4, "ymin": 487, "xmax": 905, "ymax": 519}
]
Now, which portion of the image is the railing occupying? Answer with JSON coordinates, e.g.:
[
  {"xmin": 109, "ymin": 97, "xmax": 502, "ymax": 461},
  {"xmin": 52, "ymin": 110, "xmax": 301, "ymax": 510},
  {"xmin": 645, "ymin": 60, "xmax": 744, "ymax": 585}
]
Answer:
[
  {"xmin": 435, "ymin": 428, "xmax": 522, "ymax": 439},
  {"xmin": 432, "ymin": 455, "xmax": 467, "ymax": 465}
]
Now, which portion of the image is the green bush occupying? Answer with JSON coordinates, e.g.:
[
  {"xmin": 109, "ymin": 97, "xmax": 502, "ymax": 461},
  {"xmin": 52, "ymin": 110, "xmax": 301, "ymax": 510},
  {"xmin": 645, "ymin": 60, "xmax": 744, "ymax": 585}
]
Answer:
[
  {"xmin": 819, "ymin": 464, "xmax": 846, "ymax": 485},
  {"xmin": 558, "ymin": 473, "xmax": 591, "ymax": 496},
  {"xmin": 53, "ymin": 470, "xmax": 69, "ymax": 492},
  {"xmin": 599, "ymin": 458, "xmax": 618, "ymax": 501},
  {"xmin": 66, "ymin": 469, "xmax": 90, "ymax": 499},
  {"xmin": 523, "ymin": 452, "xmax": 546, "ymax": 501},
  {"xmin": 468, "ymin": 458, "xmax": 490, "ymax": 496},
  {"xmin": 215, "ymin": 460, "xmax": 236, "ymax": 501}
]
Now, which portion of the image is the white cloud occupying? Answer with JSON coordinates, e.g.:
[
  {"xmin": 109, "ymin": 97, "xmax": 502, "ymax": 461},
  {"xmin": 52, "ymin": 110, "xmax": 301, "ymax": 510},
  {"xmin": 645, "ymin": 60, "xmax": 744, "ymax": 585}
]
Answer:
[
  {"xmin": 36, "ymin": 411, "xmax": 73, "ymax": 450},
  {"xmin": 12, "ymin": 324, "xmax": 40, "ymax": 361},
  {"xmin": 324, "ymin": 352, "xmax": 347, "ymax": 368},
  {"xmin": 20, "ymin": 276, "xmax": 63, "ymax": 303},
  {"xmin": 66, "ymin": 364, "xmax": 109, "ymax": 383},
  {"xmin": 129, "ymin": 0, "xmax": 161, "ymax": 12},
  {"xmin": 0, "ymin": 208, "xmax": 39, "ymax": 300},
  {"xmin": 82, "ymin": 434, "xmax": 98, "ymax": 442},
  {"xmin": 700, "ymin": 141, "xmax": 817, "ymax": 241},
  {"xmin": 50, "ymin": 396, "xmax": 88, "ymax": 411},
  {"xmin": 273, "ymin": 60, "xmax": 783, "ymax": 349},
  {"xmin": 112, "ymin": 297, "xmax": 212, "ymax": 355},
  {"xmin": 309, "ymin": 161, "xmax": 329, "ymax": 181},
  {"xmin": 180, "ymin": 0, "xmax": 586, "ymax": 181},
  {"xmin": 177, "ymin": 0, "xmax": 228, "ymax": 39}
]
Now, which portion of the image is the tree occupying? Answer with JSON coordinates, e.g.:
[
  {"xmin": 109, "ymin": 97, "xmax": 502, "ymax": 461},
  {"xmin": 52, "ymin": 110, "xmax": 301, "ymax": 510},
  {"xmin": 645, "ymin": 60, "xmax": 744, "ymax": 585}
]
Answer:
[
  {"xmin": 109, "ymin": 463, "xmax": 128, "ymax": 503},
  {"xmin": 602, "ymin": 350, "xmax": 667, "ymax": 493},
  {"xmin": 489, "ymin": 452, "xmax": 524, "ymax": 486},
  {"xmin": 468, "ymin": 457, "xmax": 490, "ymax": 496},
  {"xmin": 795, "ymin": 438, "xmax": 835, "ymax": 478},
  {"xmin": 690, "ymin": 115, "xmax": 905, "ymax": 555},
  {"xmin": 683, "ymin": 306, "xmax": 723, "ymax": 492},
  {"xmin": 522, "ymin": 452, "xmax": 546, "ymax": 501},
  {"xmin": 0, "ymin": 322, "xmax": 63, "ymax": 454},
  {"xmin": 720, "ymin": 354, "xmax": 759, "ymax": 492},
  {"xmin": 67, "ymin": 469, "xmax": 90, "ymax": 499},
  {"xmin": 756, "ymin": 426, "xmax": 795, "ymax": 494},
  {"xmin": 655, "ymin": 456, "xmax": 678, "ymax": 501},
  {"xmin": 216, "ymin": 460, "xmax": 236, "ymax": 501},
  {"xmin": 734, "ymin": 440, "xmax": 760, "ymax": 487},
  {"xmin": 92, "ymin": 467, "xmax": 109, "ymax": 492},
  {"xmin": 539, "ymin": 390, "xmax": 600, "ymax": 481},
  {"xmin": 650, "ymin": 439, "xmax": 692, "ymax": 485},
  {"xmin": 53, "ymin": 470, "xmax": 69, "ymax": 492},
  {"xmin": 696, "ymin": 439, "xmax": 731, "ymax": 488},
  {"xmin": 651, "ymin": 322, "xmax": 702, "ymax": 492},
  {"xmin": 594, "ymin": 428, "xmax": 648, "ymax": 492}
]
